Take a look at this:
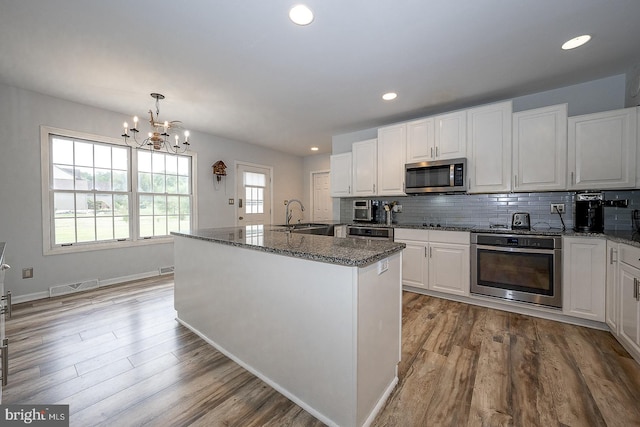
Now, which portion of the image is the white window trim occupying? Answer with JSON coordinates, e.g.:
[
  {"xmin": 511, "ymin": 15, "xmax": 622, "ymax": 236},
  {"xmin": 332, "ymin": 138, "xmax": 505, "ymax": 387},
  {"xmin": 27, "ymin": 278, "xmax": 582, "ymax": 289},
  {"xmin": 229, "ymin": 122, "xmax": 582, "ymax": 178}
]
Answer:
[{"xmin": 41, "ymin": 125, "xmax": 198, "ymax": 255}]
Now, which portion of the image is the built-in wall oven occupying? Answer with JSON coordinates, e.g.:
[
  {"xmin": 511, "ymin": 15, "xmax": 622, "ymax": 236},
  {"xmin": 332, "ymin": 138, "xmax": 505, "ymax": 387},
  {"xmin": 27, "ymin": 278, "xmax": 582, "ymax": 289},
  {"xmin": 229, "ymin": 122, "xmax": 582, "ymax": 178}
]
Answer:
[{"xmin": 471, "ymin": 233, "xmax": 562, "ymax": 308}]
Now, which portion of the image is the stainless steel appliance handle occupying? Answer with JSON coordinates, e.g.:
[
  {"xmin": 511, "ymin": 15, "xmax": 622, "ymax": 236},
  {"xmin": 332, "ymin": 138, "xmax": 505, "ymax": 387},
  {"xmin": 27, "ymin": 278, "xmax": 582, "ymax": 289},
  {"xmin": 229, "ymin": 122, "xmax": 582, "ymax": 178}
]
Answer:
[
  {"xmin": 1, "ymin": 338, "xmax": 7, "ymax": 386},
  {"xmin": 1, "ymin": 291, "xmax": 11, "ymax": 318},
  {"xmin": 474, "ymin": 244, "xmax": 556, "ymax": 255}
]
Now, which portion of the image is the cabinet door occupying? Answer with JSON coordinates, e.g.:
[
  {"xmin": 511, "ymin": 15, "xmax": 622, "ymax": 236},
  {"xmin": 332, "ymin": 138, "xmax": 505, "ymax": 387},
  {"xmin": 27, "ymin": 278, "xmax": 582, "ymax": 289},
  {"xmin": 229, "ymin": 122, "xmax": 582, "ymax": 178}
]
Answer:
[
  {"xmin": 329, "ymin": 152, "xmax": 352, "ymax": 197},
  {"xmin": 406, "ymin": 118, "xmax": 435, "ymax": 163},
  {"xmin": 352, "ymin": 139, "xmax": 377, "ymax": 196},
  {"xmin": 398, "ymin": 240, "xmax": 428, "ymax": 289},
  {"xmin": 435, "ymin": 111, "xmax": 466, "ymax": 160},
  {"xmin": 513, "ymin": 104, "xmax": 567, "ymax": 191},
  {"xmin": 428, "ymin": 242, "xmax": 470, "ymax": 296},
  {"xmin": 618, "ymin": 263, "xmax": 640, "ymax": 355},
  {"xmin": 568, "ymin": 107, "xmax": 637, "ymax": 190},
  {"xmin": 562, "ymin": 237, "xmax": 606, "ymax": 322},
  {"xmin": 467, "ymin": 101, "xmax": 512, "ymax": 193},
  {"xmin": 377, "ymin": 124, "xmax": 406, "ymax": 196},
  {"xmin": 606, "ymin": 241, "xmax": 619, "ymax": 333}
]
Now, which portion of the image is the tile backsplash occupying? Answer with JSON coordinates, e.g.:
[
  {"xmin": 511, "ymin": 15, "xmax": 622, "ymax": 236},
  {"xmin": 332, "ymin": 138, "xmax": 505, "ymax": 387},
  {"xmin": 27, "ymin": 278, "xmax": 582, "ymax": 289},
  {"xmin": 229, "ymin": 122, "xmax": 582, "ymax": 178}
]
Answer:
[{"xmin": 340, "ymin": 190, "xmax": 640, "ymax": 231}]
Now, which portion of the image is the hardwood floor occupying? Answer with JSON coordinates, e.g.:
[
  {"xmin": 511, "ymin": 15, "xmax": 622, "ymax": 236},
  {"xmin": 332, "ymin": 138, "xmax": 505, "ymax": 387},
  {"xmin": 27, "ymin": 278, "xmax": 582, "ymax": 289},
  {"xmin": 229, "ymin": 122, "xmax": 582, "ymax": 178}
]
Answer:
[{"xmin": 4, "ymin": 276, "xmax": 640, "ymax": 426}]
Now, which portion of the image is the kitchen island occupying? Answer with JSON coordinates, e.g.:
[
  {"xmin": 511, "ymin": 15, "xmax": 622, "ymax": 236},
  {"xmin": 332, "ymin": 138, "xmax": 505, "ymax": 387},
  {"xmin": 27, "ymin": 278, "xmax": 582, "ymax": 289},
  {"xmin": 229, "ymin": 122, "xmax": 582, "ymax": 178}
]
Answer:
[{"xmin": 171, "ymin": 227, "xmax": 405, "ymax": 427}]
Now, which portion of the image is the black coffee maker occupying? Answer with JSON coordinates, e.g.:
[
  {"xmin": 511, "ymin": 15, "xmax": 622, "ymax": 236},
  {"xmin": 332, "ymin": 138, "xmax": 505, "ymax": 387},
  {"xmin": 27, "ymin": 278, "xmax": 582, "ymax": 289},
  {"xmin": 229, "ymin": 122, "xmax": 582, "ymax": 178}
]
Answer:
[{"xmin": 574, "ymin": 192, "xmax": 604, "ymax": 232}]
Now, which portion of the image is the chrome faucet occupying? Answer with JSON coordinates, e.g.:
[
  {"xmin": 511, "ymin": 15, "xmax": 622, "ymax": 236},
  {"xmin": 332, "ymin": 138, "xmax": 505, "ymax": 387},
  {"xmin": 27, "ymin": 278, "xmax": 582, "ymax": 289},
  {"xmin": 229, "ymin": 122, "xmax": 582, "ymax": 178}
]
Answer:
[{"xmin": 286, "ymin": 199, "xmax": 305, "ymax": 226}]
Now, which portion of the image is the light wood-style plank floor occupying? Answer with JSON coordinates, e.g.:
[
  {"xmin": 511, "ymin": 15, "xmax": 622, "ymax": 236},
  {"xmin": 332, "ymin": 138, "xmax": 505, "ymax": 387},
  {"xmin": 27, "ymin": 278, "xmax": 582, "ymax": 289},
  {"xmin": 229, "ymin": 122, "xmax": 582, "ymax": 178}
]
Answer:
[{"xmin": 4, "ymin": 276, "xmax": 640, "ymax": 426}]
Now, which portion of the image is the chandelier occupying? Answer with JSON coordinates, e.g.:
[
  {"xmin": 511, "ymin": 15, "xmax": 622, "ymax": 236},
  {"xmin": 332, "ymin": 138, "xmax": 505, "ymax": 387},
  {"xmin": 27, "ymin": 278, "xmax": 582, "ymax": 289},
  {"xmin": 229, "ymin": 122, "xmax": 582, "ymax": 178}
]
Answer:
[{"xmin": 121, "ymin": 93, "xmax": 191, "ymax": 154}]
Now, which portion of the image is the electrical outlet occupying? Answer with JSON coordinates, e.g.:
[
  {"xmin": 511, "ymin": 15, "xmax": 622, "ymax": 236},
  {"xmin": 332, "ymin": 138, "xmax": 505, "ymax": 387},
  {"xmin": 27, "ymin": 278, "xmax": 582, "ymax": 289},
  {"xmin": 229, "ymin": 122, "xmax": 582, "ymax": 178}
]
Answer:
[{"xmin": 551, "ymin": 203, "xmax": 565, "ymax": 214}]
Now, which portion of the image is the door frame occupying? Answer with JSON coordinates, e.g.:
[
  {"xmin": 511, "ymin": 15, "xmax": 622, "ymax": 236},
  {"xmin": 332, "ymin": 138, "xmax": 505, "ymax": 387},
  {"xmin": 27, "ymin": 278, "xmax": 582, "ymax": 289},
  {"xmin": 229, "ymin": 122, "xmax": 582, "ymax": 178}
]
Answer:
[
  {"xmin": 235, "ymin": 161, "xmax": 274, "ymax": 226},
  {"xmin": 309, "ymin": 169, "xmax": 332, "ymax": 222}
]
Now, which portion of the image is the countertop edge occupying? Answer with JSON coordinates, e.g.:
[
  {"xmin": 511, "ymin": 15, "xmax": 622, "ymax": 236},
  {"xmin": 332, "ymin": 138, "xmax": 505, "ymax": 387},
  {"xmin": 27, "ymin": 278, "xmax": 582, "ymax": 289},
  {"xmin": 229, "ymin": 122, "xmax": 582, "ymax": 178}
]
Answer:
[{"xmin": 171, "ymin": 231, "xmax": 405, "ymax": 267}]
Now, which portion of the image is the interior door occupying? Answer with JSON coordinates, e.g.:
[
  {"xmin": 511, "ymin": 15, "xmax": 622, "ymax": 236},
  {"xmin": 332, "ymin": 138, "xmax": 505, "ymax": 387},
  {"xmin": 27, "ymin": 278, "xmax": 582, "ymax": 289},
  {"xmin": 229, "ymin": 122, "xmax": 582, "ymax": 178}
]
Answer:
[
  {"xmin": 312, "ymin": 171, "xmax": 332, "ymax": 221},
  {"xmin": 236, "ymin": 163, "xmax": 271, "ymax": 226}
]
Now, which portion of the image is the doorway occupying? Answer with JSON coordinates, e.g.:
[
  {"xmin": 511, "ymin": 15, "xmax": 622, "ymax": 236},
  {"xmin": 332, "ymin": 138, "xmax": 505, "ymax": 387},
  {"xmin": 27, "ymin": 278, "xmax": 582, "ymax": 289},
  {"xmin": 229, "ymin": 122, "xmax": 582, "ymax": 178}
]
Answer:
[
  {"xmin": 236, "ymin": 163, "xmax": 272, "ymax": 226},
  {"xmin": 311, "ymin": 170, "xmax": 332, "ymax": 222}
]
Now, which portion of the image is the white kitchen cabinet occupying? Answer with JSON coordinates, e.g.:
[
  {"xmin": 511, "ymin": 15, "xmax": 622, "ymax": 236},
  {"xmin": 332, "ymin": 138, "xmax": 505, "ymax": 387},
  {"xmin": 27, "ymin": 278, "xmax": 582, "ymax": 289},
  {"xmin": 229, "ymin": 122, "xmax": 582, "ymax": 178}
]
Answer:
[
  {"xmin": 406, "ymin": 112, "xmax": 466, "ymax": 163},
  {"xmin": 400, "ymin": 240, "xmax": 429, "ymax": 289},
  {"xmin": 512, "ymin": 104, "xmax": 567, "ymax": 192},
  {"xmin": 406, "ymin": 118, "xmax": 434, "ymax": 163},
  {"xmin": 618, "ymin": 244, "xmax": 640, "ymax": 360},
  {"xmin": 395, "ymin": 229, "xmax": 470, "ymax": 296},
  {"xmin": 606, "ymin": 240, "xmax": 619, "ymax": 333},
  {"xmin": 352, "ymin": 138, "xmax": 377, "ymax": 197},
  {"xmin": 377, "ymin": 124, "xmax": 406, "ymax": 196},
  {"xmin": 435, "ymin": 110, "xmax": 467, "ymax": 160},
  {"xmin": 330, "ymin": 152, "xmax": 352, "ymax": 197},
  {"xmin": 567, "ymin": 107, "xmax": 637, "ymax": 190},
  {"xmin": 562, "ymin": 237, "xmax": 606, "ymax": 322},
  {"xmin": 0, "ymin": 247, "xmax": 9, "ymax": 401},
  {"xmin": 467, "ymin": 101, "xmax": 513, "ymax": 193}
]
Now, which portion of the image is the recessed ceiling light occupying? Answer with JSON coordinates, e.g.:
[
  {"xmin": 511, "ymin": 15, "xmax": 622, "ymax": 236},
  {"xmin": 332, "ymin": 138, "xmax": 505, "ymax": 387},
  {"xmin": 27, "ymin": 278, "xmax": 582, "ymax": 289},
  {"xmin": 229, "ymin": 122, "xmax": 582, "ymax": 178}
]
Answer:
[
  {"xmin": 382, "ymin": 92, "xmax": 397, "ymax": 101},
  {"xmin": 562, "ymin": 35, "xmax": 592, "ymax": 50},
  {"xmin": 310, "ymin": 146, "xmax": 319, "ymax": 151},
  {"xmin": 289, "ymin": 5, "xmax": 314, "ymax": 26}
]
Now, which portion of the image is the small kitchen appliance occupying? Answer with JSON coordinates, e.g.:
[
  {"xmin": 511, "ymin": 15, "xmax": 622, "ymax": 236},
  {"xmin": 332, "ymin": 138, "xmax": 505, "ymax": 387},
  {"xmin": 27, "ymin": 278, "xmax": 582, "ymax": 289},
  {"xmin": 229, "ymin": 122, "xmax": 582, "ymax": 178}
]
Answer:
[
  {"xmin": 511, "ymin": 212, "xmax": 531, "ymax": 230},
  {"xmin": 574, "ymin": 192, "xmax": 604, "ymax": 232},
  {"xmin": 352, "ymin": 199, "xmax": 377, "ymax": 222},
  {"xmin": 405, "ymin": 158, "xmax": 467, "ymax": 194}
]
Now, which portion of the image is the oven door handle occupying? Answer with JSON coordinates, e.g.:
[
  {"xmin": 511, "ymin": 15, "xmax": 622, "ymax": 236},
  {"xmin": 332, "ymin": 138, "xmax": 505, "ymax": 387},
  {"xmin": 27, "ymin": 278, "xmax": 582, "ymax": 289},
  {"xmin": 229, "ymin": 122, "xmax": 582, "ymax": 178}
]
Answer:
[{"xmin": 474, "ymin": 244, "xmax": 557, "ymax": 255}]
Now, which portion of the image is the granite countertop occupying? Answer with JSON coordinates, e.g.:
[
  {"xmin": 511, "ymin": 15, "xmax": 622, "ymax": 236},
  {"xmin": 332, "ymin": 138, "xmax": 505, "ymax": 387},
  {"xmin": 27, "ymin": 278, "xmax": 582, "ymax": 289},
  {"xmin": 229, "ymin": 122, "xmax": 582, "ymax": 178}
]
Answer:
[
  {"xmin": 171, "ymin": 227, "xmax": 405, "ymax": 267},
  {"xmin": 347, "ymin": 222, "xmax": 640, "ymax": 247}
]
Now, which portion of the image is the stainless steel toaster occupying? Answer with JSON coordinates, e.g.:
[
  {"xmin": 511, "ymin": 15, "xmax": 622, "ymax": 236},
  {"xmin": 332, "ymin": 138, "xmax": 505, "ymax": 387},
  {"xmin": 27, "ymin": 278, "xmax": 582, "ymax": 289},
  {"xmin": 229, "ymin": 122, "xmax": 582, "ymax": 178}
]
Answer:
[{"xmin": 511, "ymin": 212, "xmax": 531, "ymax": 230}]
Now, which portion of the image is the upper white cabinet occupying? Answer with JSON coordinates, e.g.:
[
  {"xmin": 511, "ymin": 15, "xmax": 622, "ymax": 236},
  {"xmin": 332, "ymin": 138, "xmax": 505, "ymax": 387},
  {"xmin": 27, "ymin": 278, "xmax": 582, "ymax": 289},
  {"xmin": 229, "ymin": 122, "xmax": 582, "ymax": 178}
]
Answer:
[
  {"xmin": 568, "ymin": 107, "xmax": 637, "ymax": 190},
  {"xmin": 435, "ymin": 111, "xmax": 467, "ymax": 160},
  {"xmin": 352, "ymin": 138, "xmax": 377, "ymax": 197},
  {"xmin": 377, "ymin": 124, "xmax": 406, "ymax": 196},
  {"xmin": 562, "ymin": 236, "xmax": 606, "ymax": 322},
  {"xmin": 329, "ymin": 152, "xmax": 352, "ymax": 197},
  {"xmin": 406, "ymin": 112, "xmax": 466, "ymax": 163},
  {"xmin": 467, "ymin": 101, "xmax": 513, "ymax": 193},
  {"xmin": 406, "ymin": 118, "xmax": 435, "ymax": 163},
  {"xmin": 513, "ymin": 104, "xmax": 568, "ymax": 192}
]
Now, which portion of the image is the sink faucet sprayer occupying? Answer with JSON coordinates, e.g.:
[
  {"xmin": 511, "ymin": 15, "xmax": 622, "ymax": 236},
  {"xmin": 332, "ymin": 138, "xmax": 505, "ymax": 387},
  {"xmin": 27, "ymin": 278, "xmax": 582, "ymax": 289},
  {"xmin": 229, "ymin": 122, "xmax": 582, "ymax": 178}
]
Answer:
[{"xmin": 286, "ymin": 199, "xmax": 305, "ymax": 226}]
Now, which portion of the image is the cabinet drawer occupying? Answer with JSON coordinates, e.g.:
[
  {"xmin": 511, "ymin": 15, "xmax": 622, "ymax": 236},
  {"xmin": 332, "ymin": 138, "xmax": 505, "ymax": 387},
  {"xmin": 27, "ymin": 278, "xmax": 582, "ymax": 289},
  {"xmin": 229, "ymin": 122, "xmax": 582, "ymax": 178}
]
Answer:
[
  {"xmin": 620, "ymin": 244, "xmax": 640, "ymax": 269},
  {"xmin": 395, "ymin": 228, "xmax": 429, "ymax": 242},
  {"xmin": 429, "ymin": 230, "xmax": 470, "ymax": 245}
]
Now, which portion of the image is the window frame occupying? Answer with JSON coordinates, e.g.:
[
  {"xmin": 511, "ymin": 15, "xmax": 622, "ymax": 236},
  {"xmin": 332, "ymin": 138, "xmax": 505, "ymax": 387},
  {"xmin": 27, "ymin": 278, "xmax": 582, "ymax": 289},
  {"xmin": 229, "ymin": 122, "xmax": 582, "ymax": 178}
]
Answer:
[{"xmin": 41, "ymin": 126, "xmax": 198, "ymax": 255}]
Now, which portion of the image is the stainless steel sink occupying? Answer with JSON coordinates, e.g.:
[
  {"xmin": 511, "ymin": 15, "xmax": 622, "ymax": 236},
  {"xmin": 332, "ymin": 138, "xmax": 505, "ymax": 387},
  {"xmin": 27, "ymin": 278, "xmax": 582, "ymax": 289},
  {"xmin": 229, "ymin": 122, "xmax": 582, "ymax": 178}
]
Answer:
[{"xmin": 271, "ymin": 223, "xmax": 335, "ymax": 236}]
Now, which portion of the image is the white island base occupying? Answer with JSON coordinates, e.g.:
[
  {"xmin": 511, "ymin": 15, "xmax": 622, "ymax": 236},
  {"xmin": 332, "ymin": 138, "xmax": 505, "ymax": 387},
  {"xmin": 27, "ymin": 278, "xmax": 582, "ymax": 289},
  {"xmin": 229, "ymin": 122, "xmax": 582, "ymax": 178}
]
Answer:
[{"xmin": 174, "ymin": 236, "xmax": 402, "ymax": 427}]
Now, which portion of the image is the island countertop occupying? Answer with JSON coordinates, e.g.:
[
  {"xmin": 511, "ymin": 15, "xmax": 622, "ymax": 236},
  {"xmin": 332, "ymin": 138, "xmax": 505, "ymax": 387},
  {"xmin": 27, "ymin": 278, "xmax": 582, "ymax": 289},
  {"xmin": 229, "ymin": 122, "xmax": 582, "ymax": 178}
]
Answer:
[{"xmin": 172, "ymin": 227, "xmax": 405, "ymax": 267}]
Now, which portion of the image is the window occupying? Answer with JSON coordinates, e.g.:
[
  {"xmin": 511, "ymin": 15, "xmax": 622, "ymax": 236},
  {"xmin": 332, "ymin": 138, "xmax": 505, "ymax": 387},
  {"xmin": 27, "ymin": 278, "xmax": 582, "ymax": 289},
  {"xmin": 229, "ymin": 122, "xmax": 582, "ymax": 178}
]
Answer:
[
  {"xmin": 42, "ymin": 127, "xmax": 196, "ymax": 254},
  {"xmin": 137, "ymin": 151, "xmax": 191, "ymax": 237}
]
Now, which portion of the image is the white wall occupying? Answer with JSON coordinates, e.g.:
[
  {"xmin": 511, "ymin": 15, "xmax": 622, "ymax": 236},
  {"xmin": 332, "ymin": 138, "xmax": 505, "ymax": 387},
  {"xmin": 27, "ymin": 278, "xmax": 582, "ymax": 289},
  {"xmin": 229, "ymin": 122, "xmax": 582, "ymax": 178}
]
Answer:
[{"xmin": 0, "ymin": 83, "xmax": 304, "ymax": 300}]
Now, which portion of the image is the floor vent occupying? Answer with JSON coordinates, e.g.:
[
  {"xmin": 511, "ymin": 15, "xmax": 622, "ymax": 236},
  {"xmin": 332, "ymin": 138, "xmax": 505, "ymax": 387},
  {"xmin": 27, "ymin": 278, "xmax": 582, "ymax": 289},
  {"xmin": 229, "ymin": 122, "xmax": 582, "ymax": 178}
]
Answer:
[
  {"xmin": 50, "ymin": 279, "xmax": 99, "ymax": 297},
  {"xmin": 159, "ymin": 266, "xmax": 175, "ymax": 275}
]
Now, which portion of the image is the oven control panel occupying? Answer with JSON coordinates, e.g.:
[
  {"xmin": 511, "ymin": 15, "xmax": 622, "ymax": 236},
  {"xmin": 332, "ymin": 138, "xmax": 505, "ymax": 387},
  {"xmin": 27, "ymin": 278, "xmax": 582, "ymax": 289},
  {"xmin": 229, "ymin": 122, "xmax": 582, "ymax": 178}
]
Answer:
[{"xmin": 472, "ymin": 234, "xmax": 561, "ymax": 249}]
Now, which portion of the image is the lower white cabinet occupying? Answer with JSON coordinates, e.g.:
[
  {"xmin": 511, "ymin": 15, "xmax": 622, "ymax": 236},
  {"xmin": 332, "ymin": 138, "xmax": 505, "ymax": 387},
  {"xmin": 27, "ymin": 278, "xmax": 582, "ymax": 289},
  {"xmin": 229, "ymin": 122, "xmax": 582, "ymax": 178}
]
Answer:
[
  {"xmin": 562, "ymin": 237, "xmax": 606, "ymax": 322},
  {"xmin": 618, "ymin": 244, "xmax": 640, "ymax": 359},
  {"xmin": 395, "ymin": 229, "xmax": 470, "ymax": 297},
  {"xmin": 605, "ymin": 241, "xmax": 619, "ymax": 333}
]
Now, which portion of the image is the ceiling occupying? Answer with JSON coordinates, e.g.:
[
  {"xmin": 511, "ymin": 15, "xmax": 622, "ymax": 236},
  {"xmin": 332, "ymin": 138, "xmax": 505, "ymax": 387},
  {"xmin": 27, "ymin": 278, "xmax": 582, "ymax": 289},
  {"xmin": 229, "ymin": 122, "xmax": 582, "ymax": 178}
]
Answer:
[{"xmin": 1, "ymin": 1, "xmax": 639, "ymax": 157}]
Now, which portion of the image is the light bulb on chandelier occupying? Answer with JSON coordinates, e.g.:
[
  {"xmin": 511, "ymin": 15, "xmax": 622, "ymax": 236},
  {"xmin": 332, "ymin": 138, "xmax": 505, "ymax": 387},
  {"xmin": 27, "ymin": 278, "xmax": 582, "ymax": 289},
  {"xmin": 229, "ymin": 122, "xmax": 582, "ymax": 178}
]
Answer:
[{"xmin": 121, "ymin": 93, "xmax": 191, "ymax": 154}]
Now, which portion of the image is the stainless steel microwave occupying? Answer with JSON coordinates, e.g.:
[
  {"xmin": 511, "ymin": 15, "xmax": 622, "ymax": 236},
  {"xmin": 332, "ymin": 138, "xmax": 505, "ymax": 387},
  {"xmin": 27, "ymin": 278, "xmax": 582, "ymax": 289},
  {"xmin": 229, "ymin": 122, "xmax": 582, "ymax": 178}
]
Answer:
[{"xmin": 405, "ymin": 158, "xmax": 467, "ymax": 194}]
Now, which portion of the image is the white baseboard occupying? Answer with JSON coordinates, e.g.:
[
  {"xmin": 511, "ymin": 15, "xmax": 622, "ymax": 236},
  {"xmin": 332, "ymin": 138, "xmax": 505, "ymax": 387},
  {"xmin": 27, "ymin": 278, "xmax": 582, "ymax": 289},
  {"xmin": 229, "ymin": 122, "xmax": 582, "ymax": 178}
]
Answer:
[{"xmin": 11, "ymin": 270, "xmax": 163, "ymax": 304}]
